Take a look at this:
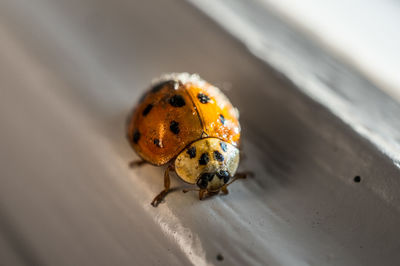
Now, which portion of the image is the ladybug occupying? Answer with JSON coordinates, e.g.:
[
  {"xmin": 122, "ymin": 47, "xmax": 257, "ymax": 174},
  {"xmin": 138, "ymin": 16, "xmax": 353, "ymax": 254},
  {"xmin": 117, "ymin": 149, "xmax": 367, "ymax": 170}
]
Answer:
[{"xmin": 126, "ymin": 73, "xmax": 249, "ymax": 207}]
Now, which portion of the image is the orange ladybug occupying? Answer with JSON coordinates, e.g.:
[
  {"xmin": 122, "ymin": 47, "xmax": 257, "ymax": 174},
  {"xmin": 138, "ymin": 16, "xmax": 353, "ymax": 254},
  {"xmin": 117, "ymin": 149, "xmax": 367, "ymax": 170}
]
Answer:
[{"xmin": 127, "ymin": 73, "xmax": 249, "ymax": 207}]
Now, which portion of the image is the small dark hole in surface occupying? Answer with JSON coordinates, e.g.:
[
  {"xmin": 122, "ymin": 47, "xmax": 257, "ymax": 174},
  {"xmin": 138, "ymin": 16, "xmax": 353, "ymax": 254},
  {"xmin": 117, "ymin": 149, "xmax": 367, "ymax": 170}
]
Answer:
[
  {"xmin": 354, "ymin": 176, "xmax": 361, "ymax": 183},
  {"xmin": 216, "ymin": 253, "xmax": 224, "ymax": 261}
]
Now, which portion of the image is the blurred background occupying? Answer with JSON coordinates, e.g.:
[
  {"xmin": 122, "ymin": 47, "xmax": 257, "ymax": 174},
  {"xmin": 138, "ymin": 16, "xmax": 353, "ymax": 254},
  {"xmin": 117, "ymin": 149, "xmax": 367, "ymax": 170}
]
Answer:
[
  {"xmin": 238, "ymin": 0, "xmax": 400, "ymax": 101},
  {"xmin": 1, "ymin": 0, "xmax": 400, "ymax": 265}
]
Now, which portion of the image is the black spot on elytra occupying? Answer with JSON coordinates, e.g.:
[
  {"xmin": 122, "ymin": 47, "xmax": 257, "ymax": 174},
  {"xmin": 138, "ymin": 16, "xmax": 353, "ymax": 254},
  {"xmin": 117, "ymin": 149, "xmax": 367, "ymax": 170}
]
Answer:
[
  {"xmin": 216, "ymin": 170, "xmax": 230, "ymax": 183},
  {"xmin": 220, "ymin": 142, "xmax": 227, "ymax": 152},
  {"xmin": 169, "ymin": 94, "xmax": 186, "ymax": 107},
  {"xmin": 169, "ymin": 121, "xmax": 180, "ymax": 134},
  {"xmin": 151, "ymin": 80, "xmax": 176, "ymax": 93},
  {"xmin": 214, "ymin": 150, "xmax": 224, "ymax": 162},
  {"xmin": 142, "ymin": 104, "xmax": 153, "ymax": 116},
  {"xmin": 154, "ymin": 139, "xmax": 161, "ymax": 148},
  {"xmin": 187, "ymin": 147, "xmax": 196, "ymax": 158},
  {"xmin": 216, "ymin": 254, "xmax": 224, "ymax": 261},
  {"xmin": 354, "ymin": 176, "xmax": 361, "ymax": 183},
  {"xmin": 199, "ymin": 153, "xmax": 209, "ymax": 165},
  {"xmin": 219, "ymin": 114, "xmax": 225, "ymax": 125},
  {"xmin": 197, "ymin": 93, "xmax": 210, "ymax": 104},
  {"xmin": 133, "ymin": 130, "xmax": 141, "ymax": 143}
]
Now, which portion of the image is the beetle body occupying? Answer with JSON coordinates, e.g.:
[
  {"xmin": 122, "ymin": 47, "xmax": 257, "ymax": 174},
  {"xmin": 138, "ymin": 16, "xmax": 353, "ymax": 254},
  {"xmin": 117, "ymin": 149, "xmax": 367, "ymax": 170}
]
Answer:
[{"xmin": 126, "ymin": 73, "xmax": 245, "ymax": 206}]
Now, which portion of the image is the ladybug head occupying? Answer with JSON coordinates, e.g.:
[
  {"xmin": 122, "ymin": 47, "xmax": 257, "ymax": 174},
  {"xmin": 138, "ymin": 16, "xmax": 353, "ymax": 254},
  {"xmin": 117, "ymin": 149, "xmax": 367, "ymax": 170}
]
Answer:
[{"xmin": 175, "ymin": 138, "xmax": 240, "ymax": 194}]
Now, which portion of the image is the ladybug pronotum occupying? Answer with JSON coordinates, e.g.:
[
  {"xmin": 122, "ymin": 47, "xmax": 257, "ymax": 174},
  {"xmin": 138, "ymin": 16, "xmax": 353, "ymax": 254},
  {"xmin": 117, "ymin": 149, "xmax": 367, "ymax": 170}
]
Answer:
[{"xmin": 126, "ymin": 73, "xmax": 249, "ymax": 207}]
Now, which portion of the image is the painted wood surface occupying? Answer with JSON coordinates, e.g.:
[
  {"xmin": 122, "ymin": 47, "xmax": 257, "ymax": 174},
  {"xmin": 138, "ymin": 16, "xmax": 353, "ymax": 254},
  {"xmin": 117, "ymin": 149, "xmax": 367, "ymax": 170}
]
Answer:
[{"xmin": 0, "ymin": 0, "xmax": 399, "ymax": 265}]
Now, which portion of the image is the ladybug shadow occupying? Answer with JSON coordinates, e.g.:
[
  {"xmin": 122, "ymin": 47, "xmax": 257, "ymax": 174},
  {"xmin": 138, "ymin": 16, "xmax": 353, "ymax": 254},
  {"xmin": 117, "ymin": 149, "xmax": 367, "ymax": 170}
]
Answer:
[
  {"xmin": 231, "ymin": 81, "xmax": 325, "ymax": 197},
  {"xmin": 103, "ymin": 106, "xmax": 139, "ymax": 159}
]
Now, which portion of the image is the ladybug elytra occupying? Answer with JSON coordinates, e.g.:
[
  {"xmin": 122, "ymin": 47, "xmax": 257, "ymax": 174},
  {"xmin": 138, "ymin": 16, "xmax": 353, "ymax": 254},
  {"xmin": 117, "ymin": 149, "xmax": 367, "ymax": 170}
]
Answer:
[{"xmin": 126, "ymin": 73, "xmax": 248, "ymax": 207}]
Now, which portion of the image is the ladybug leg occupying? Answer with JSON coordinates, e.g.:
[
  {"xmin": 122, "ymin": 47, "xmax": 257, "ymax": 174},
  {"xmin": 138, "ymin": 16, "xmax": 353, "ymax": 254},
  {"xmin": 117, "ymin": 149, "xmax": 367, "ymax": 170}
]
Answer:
[
  {"xmin": 182, "ymin": 188, "xmax": 199, "ymax": 193},
  {"xmin": 129, "ymin": 159, "xmax": 147, "ymax": 168},
  {"xmin": 221, "ymin": 186, "xmax": 229, "ymax": 195},
  {"xmin": 183, "ymin": 188, "xmax": 208, "ymax": 200},
  {"xmin": 151, "ymin": 164, "xmax": 173, "ymax": 207},
  {"xmin": 199, "ymin": 189, "xmax": 207, "ymax": 200},
  {"xmin": 224, "ymin": 171, "xmax": 254, "ymax": 188}
]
